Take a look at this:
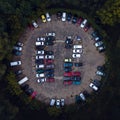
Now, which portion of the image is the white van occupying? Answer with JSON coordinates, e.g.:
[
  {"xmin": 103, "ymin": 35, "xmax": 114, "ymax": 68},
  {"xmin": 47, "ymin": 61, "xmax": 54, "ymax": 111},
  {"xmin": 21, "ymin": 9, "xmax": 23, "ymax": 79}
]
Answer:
[
  {"xmin": 18, "ymin": 77, "xmax": 28, "ymax": 85},
  {"xmin": 10, "ymin": 61, "xmax": 21, "ymax": 66}
]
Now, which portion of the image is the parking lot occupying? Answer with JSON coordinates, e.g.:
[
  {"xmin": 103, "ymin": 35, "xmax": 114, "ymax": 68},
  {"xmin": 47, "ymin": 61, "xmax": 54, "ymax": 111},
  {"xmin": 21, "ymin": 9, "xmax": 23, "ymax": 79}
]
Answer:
[{"xmin": 18, "ymin": 15, "xmax": 105, "ymax": 104}]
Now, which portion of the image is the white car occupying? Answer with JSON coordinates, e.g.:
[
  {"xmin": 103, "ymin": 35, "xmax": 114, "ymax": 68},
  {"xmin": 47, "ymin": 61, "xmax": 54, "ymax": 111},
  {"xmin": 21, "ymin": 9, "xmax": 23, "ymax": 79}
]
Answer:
[
  {"xmin": 32, "ymin": 21, "xmax": 38, "ymax": 28},
  {"xmin": 50, "ymin": 99, "xmax": 55, "ymax": 106},
  {"xmin": 62, "ymin": 12, "xmax": 66, "ymax": 21},
  {"xmin": 73, "ymin": 45, "xmax": 82, "ymax": 49},
  {"xmin": 45, "ymin": 55, "xmax": 54, "ymax": 59},
  {"xmin": 13, "ymin": 46, "xmax": 22, "ymax": 51},
  {"xmin": 80, "ymin": 93, "xmax": 86, "ymax": 101},
  {"xmin": 95, "ymin": 41, "xmax": 103, "ymax": 47},
  {"xmin": 96, "ymin": 70, "xmax": 105, "ymax": 76},
  {"xmin": 36, "ymin": 55, "xmax": 44, "ymax": 59},
  {"xmin": 80, "ymin": 19, "xmax": 87, "ymax": 28},
  {"xmin": 37, "ymin": 78, "xmax": 46, "ymax": 83},
  {"xmin": 46, "ymin": 32, "xmax": 56, "ymax": 36},
  {"xmin": 36, "ymin": 37, "xmax": 45, "ymax": 42},
  {"xmin": 64, "ymin": 58, "xmax": 72, "ymax": 62},
  {"xmin": 36, "ymin": 73, "xmax": 45, "ymax": 78},
  {"xmin": 56, "ymin": 99, "xmax": 60, "ymax": 108},
  {"xmin": 72, "ymin": 54, "xmax": 81, "ymax": 58},
  {"xmin": 35, "ymin": 41, "xmax": 44, "ymax": 46},
  {"xmin": 17, "ymin": 42, "xmax": 23, "ymax": 47},
  {"xmin": 89, "ymin": 83, "xmax": 98, "ymax": 91},
  {"xmin": 36, "ymin": 64, "xmax": 44, "ymax": 69},
  {"xmin": 36, "ymin": 50, "xmax": 44, "ymax": 55},
  {"xmin": 46, "ymin": 12, "xmax": 51, "ymax": 22},
  {"xmin": 73, "ymin": 49, "xmax": 82, "ymax": 53},
  {"xmin": 61, "ymin": 99, "xmax": 65, "ymax": 106}
]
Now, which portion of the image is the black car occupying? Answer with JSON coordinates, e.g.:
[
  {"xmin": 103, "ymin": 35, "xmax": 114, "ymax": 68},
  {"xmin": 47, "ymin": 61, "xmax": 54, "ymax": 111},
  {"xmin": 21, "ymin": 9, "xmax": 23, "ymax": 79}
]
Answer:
[
  {"xmin": 64, "ymin": 67, "xmax": 72, "ymax": 72},
  {"xmin": 45, "ymin": 69, "xmax": 54, "ymax": 74},
  {"xmin": 63, "ymin": 76, "xmax": 72, "ymax": 81},
  {"xmin": 45, "ymin": 36, "xmax": 54, "ymax": 46},
  {"xmin": 21, "ymin": 84, "xmax": 29, "ymax": 91},
  {"xmin": 97, "ymin": 66, "xmax": 105, "ymax": 71},
  {"xmin": 92, "ymin": 79, "xmax": 101, "ymax": 87},
  {"xmin": 74, "ymin": 62, "xmax": 83, "ymax": 67},
  {"xmin": 36, "ymin": 46, "xmax": 45, "ymax": 50},
  {"xmin": 66, "ymin": 12, "xmax": 72, "ymax": 21},
  {"xmin": 35, "ymin": 59, "xmax": 44, "ymax": 64},
  {"xmin": 13, "ymin": 50, "xmax": 22, "ymax": 56},
  {"xmin": 25, "ymin": 88, "xmax": 34, "ymax": 96},
  {"xmin": 56, "ymin": 11, "xmax": 62, "ymax": 19},
  {"xmin": 72, "ymin": 76, "xmax": 81, "ymax": 81},
  {"xmin": 72, "ymin": 15, "xmax": 78, "ymax": 24},
  {"xmin": 46, "ymin": 73, "xmax": 54, "ymax": 78},
  {"xmin": 45, "ymin": 51, "xmax": 54, "ymax": 55},
  {"xmin": 65, "ymin": 36, "xmax": 73, "ymax": 49},
  {"xmin": 15, "ymin": 70, "xmax": 22, "ymax": 75}
]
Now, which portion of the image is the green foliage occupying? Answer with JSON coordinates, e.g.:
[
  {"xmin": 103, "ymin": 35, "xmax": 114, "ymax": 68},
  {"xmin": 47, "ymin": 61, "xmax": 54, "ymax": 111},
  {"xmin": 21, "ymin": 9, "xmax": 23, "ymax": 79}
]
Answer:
[
  {"xmin": 97, "ymin": 0, "xmax": 120, "ymax": 25},
  {"xmin": 47, "ymin": 106, "xmax": 62, "ymax": 117},
  {"xmin": 6, "ymin": 72, "xmax": 23, "ymax": 96}
]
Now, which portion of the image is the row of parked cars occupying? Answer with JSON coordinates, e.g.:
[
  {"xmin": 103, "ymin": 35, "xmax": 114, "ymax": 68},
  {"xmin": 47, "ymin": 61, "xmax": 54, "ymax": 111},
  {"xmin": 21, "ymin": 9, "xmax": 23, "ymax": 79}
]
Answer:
[
  {"xmin": 63, "ymin": 58, "xmax": 81, "ymax": 85},
  {"xmin": 32, "ymin": 12, "xmax": 90, "ymax": 32},
  {"xmin": 35, "ymin": 34, "xmax": 56, "ymax": 83},
  {"xmin": 10, "ymin": 42, "xmax": 37, "ymax": 99}
]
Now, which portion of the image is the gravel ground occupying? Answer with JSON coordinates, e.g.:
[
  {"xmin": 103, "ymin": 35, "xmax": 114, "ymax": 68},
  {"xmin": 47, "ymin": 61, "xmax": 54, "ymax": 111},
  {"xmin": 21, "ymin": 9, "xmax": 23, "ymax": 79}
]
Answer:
[{"xmin": 17, "ymin": 15, "xmax": 105, "ymax": 104}]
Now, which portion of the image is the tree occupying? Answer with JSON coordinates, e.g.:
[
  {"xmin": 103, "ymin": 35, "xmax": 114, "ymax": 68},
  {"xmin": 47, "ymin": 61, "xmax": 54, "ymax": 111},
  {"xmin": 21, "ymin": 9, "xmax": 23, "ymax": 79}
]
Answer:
[{"xmin": 97, "ymin": 0, "xmax": 120, "ymax": 25}]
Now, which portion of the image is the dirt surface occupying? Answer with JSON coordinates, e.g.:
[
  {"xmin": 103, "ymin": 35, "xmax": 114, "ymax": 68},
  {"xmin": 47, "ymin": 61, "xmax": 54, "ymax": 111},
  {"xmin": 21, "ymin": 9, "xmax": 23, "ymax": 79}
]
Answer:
[{"xmin": 18, "ymin": 15, "xmax": 105, "ymax": 104}]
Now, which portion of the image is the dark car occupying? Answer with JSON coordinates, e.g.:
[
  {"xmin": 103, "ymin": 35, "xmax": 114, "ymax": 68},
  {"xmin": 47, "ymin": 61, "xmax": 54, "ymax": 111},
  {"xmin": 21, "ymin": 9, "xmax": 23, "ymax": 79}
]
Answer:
[
  {"xmin": 36, "ymin": 46, "xmax": 45, "ymax": 50},
  {"xmin": 35, "ymin": 59, "xmax": 44, "ymax": 64},
  {"xmin": 63, "ymin": 76, "xmax": 72, "ymax": 81},
  {"xmin": 72, "ymin": 15, "xmax": 78, "ymax": 24},
  {"xmin": 64, "ymin": 67, "xmax": 72, "ymax": 72},
  {"xmin": 56, "ymin": 11, "xmax": 62, "ymax": 19},
  {"xmin": 13, "ymin": 50, "xmax": 22, "ymax": 56},
  {"xmin": 66, "ymin": 12, "xmax": 72, "ymax": 21},
  {"xmin": 46, "ymin": 73, "xmax": 54, "ymax": 78},
  {"xmin": 45, "ymin": 69, "xmax": 54, "ymax": 74},
  {"xmin": 77, "ymin": 17, "xmax": 83, "ymax": 25},
  {"xmin": 72, "ymin": 76, "xmax": 81, "ymax": 81},
  {"xmin": 36, "ymin": 69, "xmax": 45, "ymax": 74},
  {"xmin": 74, "ymin": 62, "xmax": 83, "ymax": 67},
  {"xmin": 25, "ymin": 88, "xmax": 34, "ymax": 96},
  {"xmin": 15, "ymin": 70, "xmax": 22, "ymax": 76},
  {"xmin": 45, "ymin": 51, "xmax": 54, "ymax": 55},
  {"xmin": 64, "ymin": 62, "xmax": 73, "ymax": 67},
  {"xmin": 83, "ymin": 23, "xmax": 91, "ymax": 32},
  {"xmin": 46, "ymin": 64, "xmax": 54, "ymax": 69},
  {"xmin": 97, "ymin": 66, "xmax": 105, "ymax": 71},
  {"xmin": 46, "ymin": 78, "xmax": 55, "ymax": 82},
  {"xmin": 21, "ymin": 84, "xmax": 29, "ymax": 91},
  {"xmin": 92, "ymin": 79, "xmax": 101, "ymax": 87},
  {"xmin": 63, "ymin": 80, "xmax": 72, "ymax": 85}
]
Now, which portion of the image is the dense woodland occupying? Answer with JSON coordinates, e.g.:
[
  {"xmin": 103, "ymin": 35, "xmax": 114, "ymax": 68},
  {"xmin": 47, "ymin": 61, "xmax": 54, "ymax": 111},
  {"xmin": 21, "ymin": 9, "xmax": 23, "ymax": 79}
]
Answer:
[{"xmin": 0, "ymin": 0, "xmax": 120, "ymax": 120}]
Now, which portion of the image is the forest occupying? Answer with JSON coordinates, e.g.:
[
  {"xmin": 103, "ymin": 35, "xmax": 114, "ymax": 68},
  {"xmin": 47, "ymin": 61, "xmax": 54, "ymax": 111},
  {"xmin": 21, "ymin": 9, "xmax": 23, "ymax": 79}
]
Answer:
[{"xmin": 0, "ymin": 0, "xmax": 120, "ymax": 120}]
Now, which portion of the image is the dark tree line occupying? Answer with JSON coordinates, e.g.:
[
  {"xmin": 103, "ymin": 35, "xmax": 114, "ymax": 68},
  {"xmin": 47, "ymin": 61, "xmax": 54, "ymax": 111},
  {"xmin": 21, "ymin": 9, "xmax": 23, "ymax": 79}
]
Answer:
[{"xmin": 0, "ymin": 0, "xmax": 120, "ymax": 120}]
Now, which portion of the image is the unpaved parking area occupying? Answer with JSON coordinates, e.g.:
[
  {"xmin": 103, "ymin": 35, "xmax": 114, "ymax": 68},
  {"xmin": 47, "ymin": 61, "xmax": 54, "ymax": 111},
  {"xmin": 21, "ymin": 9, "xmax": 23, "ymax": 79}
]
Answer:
[{"xmin": 19, "ymin": 16, "xmax": 105, "ymax": 104}]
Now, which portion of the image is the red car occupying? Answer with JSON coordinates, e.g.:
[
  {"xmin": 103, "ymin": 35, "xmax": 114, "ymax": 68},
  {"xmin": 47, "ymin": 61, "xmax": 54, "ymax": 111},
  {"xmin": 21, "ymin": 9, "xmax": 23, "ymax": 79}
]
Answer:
[
  {"xmin": 63, "ymin": 81, "xmax": 72, "ymax": 85},
  {"xmin": 64, "ymin": 72, "xmax": 72, "ymax": 77},
  {"xmin": 72, "ymin": 72, "xmax": 81, "ymax": 76},
  {"xmin": 46, "ymin": 78, "xmax": 55, "ymax": 82},
  {"xmin": 77, "ymin": 17, "xmax": 83, "ymax": 25},
  {"xmin": 30, "ymin": 91, "xmax": 37, "ymax": 99},
  {"xmin": 44, "ymin": 59, "xmax": 54, "ymax": 64}
]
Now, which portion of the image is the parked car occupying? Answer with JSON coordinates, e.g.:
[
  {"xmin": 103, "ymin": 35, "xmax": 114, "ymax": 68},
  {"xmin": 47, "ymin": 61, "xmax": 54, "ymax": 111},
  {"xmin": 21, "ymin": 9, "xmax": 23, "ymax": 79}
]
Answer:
[
  {"xmin": 73, "ymin": 81, "xmax": 81, "ymax": 85},
  {"xmin": 36, "ymin": 37, "xmax": 45, "ymax": 42},
  {"xmin": 10, "ymin": 61, "xmax": 21, "ymax": 66},
  {"xmin": 13, "ymin": 46, "xmax": 22, "ymax": 51},
  {"xmin": 64, "ymin": 67, "xmax": 72, "ymax": 72},
  {"xmin": 46, "ymin": 32, "xmax": 56, "ymax": 37},
  {"xmin": 46, "ymin": 73, "xmax": 54, "ymax": 78},
  {"xmin": 72, "ymin": 54, "xmax": 81, "ymax": 58},
  {"xmin": 32, "ymin": 21, "xmax": 38, "ymax": 28},
  {"xmin": 63, "ymin": 76, "xmax": 72, "ymax": 81},
  {"xmin": 72, "ymin": 15, "xmax": 78, "ymax": 24},
  {"xmin": 36, "ymin": 69, "xmax": 44, "ymax": 74},
  {"xmin": 45, "ymin": 51, "xmax": 54, "ymax": 55},
  {"xmin": 35, "ymin": 41, "xmax": 44, "ymax": 46},
  {"xmin": 73, "ymin": 49, "xmax": 82, "ymax": 53},
  {"xmin": 64, "ymin": 72, "xmax": 72, "ymax": 77},
  {"xmin": 77, "ymin": 17, "xmax": 83, "ymax": 25},
  {"xmin": 15, "ymin": 70, "xmax": 22, "ymax": 76},
  {"xmin": 36, "ymin": 50, "xmax": 44, "ymax": 55},
  {"xmin": 66, "ymin": 12, "xmax": 72, "ymax": 21},
  {"xmin": 83, "ymin": 23, "xmax": 91, "ymax": 32},
  {"xmin": 72, "ymin": 76, "xmax": 81, "ymax": 81},
  {"xmin": 35, "ymin": 59, "xmax": 44, "ymax": 64},
  {"xmin": 36, "ymin": 64, "xmax": 44, "ymax": 69},
  {"xmin": 13, "ymin": 50, "xmax": 22, "ymax": 56},
  {"xmin": 46, "ymin": 12, "xmax": 51, "ymax": 22},
  {"xmin": 37, "ymin": 78, "xmax": 46, "ymax": 83},
  {"xmin": 80, "ymin": 19, "xmax": 87, "ymax": 28},
  {"xmin": 72, "ymin": 72, "xmax": 81, "ymax": 76},
  {"xmin": 45, "ymin": 55, "xmax": 54, "ymax": 59},
  {"xmin": 91, "ymin": 31, "xmax": 98, "ymax": 38},
  {"xmin": 41, "ymin": 14, "xmax": 46, "ymax": 23},
  {"xmin": 76, "ymin": 36, "xmax": 82, "ymax": 41},
  {"xmin": 50, "ymin": 99, "xmax": 55, "ymax": 106},
  {"xmin": 46, "ymin": 64, "xmax": 54, "ymax": 69},
  {"xmin": 63, "ymin": 80, "xmax": 72, "ymax": 85},
  {"xmin": 25, "ymin": 88, "xmax": 34, "ymax": 96},
  {"xmin": 96, "ymin": 70, "xmax": 105, "ymax": 76},
  {"xmin": 64, "ymin": 62, "xmax": 73, "ymax": 67},
  {"xmin": 30, "ymin": 91, "xmax": 37, "ymax": 99},
  {"xmin": 61, "ymin": 99, "xmax": 65, "ymax": 106},
  {"xmin": 17, "ymin": 42, "xmax": 23, "ymax": 47},
  {"xmin": 95, "ymin": 41, "xmax": 103, "ymax": 47},
  {"xmin": 36, "ymin": 73, "xmax": 45, "ymax": 78},
  {"xmin": 97, "ymin": 66, "xmax": 105, "ymax": 71},
  {"xmin": 56, "ymin": 99, "xmax": 60, "ymax": 108},
  {"xmin": 64, "ymin": 58, "xmax": 72, "ymax": 62},
  {"xmin": 46, "ymin": 78, "xmax": 55, "ymax": 82},
  {"xmin": 73, "ymin": 45, "xmax": 82, "ymax": 49},
  {"xmin": 62, "ymin": 12, "xmax": 66, "ymax": 21},
  {"xmin": 89, "ymin": 83, "xmax": 98, "ymax": 91},
  {"xmin": 97, "ymin": 45, "xmax": 105, "ymax": 52},
  {"xmin": 36, "ymin": 55, "xmax": 44, "ymax": 59},
  {"xmin": 56, "ymin": 11, "xmax": 62, "ymax": 19},
  {"xmin": 74, "ymin": 62, "xmax": 83, "ymax": 67},
  {"xmin": 79, "ymin": 93, "xmax": 86, "ymax": 101},
  {"xmin": 45, "ymin": 59, "xmax": 54, "ymax": 64},
  {"xmin": 21, "ymin": 84, "xmax": 29, "ymax": 91}
]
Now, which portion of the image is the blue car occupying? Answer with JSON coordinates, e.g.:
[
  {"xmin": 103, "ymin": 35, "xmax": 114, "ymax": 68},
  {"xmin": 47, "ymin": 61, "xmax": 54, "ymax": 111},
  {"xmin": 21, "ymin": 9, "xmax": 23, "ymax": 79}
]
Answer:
[
  {"xmin": 64, "ymin": 62, "xmax": 73, "ymax": 67},
  {"xmin": 67, "ymin": 12, "xmax": 72, "ymax": 21},
  {"xmin": 64, "ymin": 67, "xmax": 72, "ymax": 72},
  {"xmin": 73, "ymin": 81, "xmax": 81, "ymax": 85}
]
